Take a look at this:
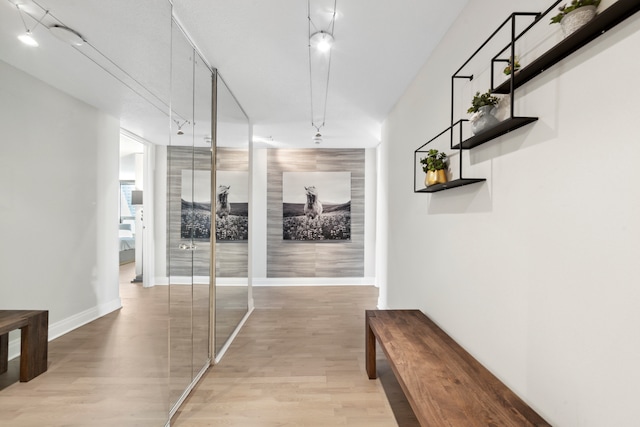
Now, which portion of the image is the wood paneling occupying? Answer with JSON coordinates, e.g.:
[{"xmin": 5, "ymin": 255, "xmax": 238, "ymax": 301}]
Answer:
[
  {"xmin": 167, "ymin": 146, "xmax": 212, "ymax": 277},
  {"xmin": 267, "ymin": 149, "xmax": 365, "ymax": 277},
  {"xmin": 215, "ymin": 148, "xmax": 249, "ymax": 278},
  {"xmin": 166, "ymin": 146, "xmax": 249, "ymax": 278}
]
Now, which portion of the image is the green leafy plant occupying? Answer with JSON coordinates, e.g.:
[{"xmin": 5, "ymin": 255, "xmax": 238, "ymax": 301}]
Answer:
[
  {"xmin": 550, "ymin": 0, "xmax": 600, "ymax": 24},
  {"xmin": 420, "ymin": 149, "xmax": 448, "ymax": 172},
  {"xmin": 467, "ymin": 91, "xmax": 499, "ymax": 114},
  {"xmin": 503, "ymin": 57, "xmax": 520, "ymax": 75}
]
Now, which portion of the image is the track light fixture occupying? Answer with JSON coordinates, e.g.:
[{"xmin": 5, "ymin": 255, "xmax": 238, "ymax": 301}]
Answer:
[
  {"xmin": 173, "ymin": 119, "xmax": 190, "ymax": 135},
  {"xmin": 15, "ymin": 4, "xmax": 48, "ymax": 47},
  {"xmin": 310, "ymin": 31, "xmax": 334, "ymax": 53},
  {"xmin": 49, "ymin": 25, "xmax": 85, "ymax": 47},
  {"xmin": 308, "ymin": 0, "xmax": 338, "ymax": 141}
]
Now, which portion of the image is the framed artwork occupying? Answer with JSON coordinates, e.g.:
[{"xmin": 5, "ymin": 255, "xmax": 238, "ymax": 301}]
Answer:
[
  {"xmin": 181, "ymin": 170, "xmax": 248, "ymax": 241},
  {"xmin": 282, "ymin": 171, "xmax": 351, "ymax": 241}
]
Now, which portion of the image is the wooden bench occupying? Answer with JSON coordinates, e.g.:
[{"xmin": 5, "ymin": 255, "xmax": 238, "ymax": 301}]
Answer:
[
  {"xmin": 366, "ymin": 310, "xmax": 550, "ymax": 426},
  {"xmin": 0, "ymin": 310, "xmax": 48, "ymax": 382}
]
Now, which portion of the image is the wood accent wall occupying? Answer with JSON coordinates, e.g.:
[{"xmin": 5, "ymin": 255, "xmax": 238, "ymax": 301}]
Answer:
[
  {"xmin": 267, "ymin": 149, "xmax": 365, "ymax": 278},
  {"xmin": 215, "ymin": 148, "xmax": 249, "ymax": 278},
  {"xmin": 166, "ymin": 146, "xmax": 212, "ymax": 277},
  {"xmin": 166, "ymin": 146, "xmax": 249, "ymax": 278}
]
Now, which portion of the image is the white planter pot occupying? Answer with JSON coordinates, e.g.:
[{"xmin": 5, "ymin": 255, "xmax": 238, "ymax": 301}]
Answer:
[
  {"xmin": 470, "ymin": 105, "xmax": 499, "ymax": 135},
  {"xmin": 561, "ymin": 6, "xmax": 596, "ymax": 37}
]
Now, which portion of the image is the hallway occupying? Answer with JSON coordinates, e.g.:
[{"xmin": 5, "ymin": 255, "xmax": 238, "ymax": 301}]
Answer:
[
  {"xmin": 173, "ymin": 286, "xmax": 418, "ymax": 426},
  {"xmin": 1, "ymin": 264, "xmax": 416, "ymax": 426}
]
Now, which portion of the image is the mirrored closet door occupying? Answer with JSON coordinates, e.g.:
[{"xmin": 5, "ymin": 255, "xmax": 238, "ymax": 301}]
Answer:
[
  {"xmin": 214, "ymin": 75, "xmax": 250, "ymax": 357},
  {"xmin": 167, "ymin": 20, "xmax": 214, "ymax": 414}
]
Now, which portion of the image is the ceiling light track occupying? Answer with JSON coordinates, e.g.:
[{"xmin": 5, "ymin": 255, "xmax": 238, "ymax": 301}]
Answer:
[
  {"xmin": 15, "ymin": 3, "xmax": 48, "ymax": 46},
  {"xmin": 11, "ymin": 0, "xmax": 179, "ymax": 122},
  {"xmin": 307, "ymin": 0, "xmax": 337, "ymax": 141}
]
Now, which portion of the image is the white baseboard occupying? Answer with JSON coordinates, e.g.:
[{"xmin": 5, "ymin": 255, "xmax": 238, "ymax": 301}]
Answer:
[
  {"xmin": 153, "ymin": 277, "xmax": 375, "ymax": 287},
  {"xmin": 158, "ymin": 277, "xmax": 250, "ymax": 286},
  {"xmin": 252, "ymin": 277, "xmax": 375, "ymax": 286},
  {"xmin": 153, "ymin": 276, "xmax": 211, "ymax": 286},
  {"xmin": 7, "ymin": 298, "xmax": 122, "ymax": 361},
  {"xmin": 216, "ymin": 278, "xmax": 249, "ymax": 286},
  {"xmin": 154, "ymin": 276, "xmax": 168, "ymax": 286}
]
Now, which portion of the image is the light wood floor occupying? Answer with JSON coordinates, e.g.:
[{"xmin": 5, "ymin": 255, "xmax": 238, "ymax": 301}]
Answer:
[
  {"xmin": 1, "ymin": 265, "xmax": 417, "ymax": 426},
  {"xmin": 172, "ymin": 286, "xmax": 418, "ymax": 427},
  {"xmin": 0, "ymin": 263, "xmax": 170, "ymax": 427}
]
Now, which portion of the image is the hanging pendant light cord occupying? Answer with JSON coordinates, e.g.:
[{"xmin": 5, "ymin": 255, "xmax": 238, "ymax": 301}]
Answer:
[
  {"xmin": 16, "ymin": 5, "xmax": 49, "ymax": 33},
  {"xmin": 308, "ymin": 0, "xmax": 337, "ymax": 132}
]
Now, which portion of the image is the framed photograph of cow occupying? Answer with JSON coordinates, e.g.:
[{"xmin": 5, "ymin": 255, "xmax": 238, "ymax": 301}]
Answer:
[{"xmin": 282, "ymin": 171, "xmax": 351, "ymax": 241}]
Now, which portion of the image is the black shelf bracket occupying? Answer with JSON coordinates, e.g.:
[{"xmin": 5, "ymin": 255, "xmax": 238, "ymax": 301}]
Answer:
[
  {"xmin": 492, "ymin": 0, "xmax": 640, "ymax": 94},
  {"xmin": 414, "ymin": 0, "xmax": 640, "ymax": 194},
  {"xmin": 414, "ymin": 120, "xmax": 486, "ymax": 193}
]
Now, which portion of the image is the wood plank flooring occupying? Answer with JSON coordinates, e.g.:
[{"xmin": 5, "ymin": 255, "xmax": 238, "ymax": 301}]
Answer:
[
  {"xmin": 0, "ymin": 263, "xmax": 170, "ymax": 427},
  {"xmin": 173, "ymin": 286, "xmax": 417, "ymax": 427},
  {"xmin": 1, "ymin": 266, "xmax": 416, "ymax": 426}
]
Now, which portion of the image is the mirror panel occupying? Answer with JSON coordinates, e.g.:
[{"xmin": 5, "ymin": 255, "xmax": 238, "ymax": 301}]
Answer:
[
  {"xmin": 215, "ymin": 75, "xmax": 250, "ymax": 355},
  {"xmin": 167, "ymin": 21, "xmax": 214, "ymax": 412},
  {"xmin": 192, "ymin": 52, "xmax": 213, "ymax": 378},
  {"xmin": 0, "ymin": 0, "xmax": 174, "ymax": 424},
  {"xmin": 2, "ymin": 1, "xmax": 218, "ymax": 420},
  {"xmin": 168, "ymin": 21, "xmax": 195, "ymax": 409}
]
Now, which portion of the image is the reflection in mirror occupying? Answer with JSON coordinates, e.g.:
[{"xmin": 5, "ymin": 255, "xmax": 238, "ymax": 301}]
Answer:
[
  {"xmin": 168, "ymin": 21, "xmax": 195, "ymax": 410},
  {"xmin": 215, "ymin": 75, "xmax": 250, "ymax": 356},
  {"xmin": 192, "ymin": 52, "xmax": 213, "ymax": 379},
  {"xmin": 0, "ymin": 0, "xmax": 172, "ymax": 424},
  {"xmin": 167, "ymin": 21, "xmax": 214, "ymax": 413}
]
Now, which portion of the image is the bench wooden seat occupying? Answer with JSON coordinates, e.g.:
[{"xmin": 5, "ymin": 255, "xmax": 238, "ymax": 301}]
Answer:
[
  {"xmin": 366, "ymin": 310, "xmax": 549, "ymax": 426},
  {"xmin": 0, "ymin": 310, "xmax": 48, "ymax": 382}
]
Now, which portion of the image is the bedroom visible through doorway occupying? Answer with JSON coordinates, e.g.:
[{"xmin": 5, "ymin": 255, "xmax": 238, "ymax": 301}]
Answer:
[{"xmin": 119, "ymin": 134, "xmax": 145, "ymax": 282}]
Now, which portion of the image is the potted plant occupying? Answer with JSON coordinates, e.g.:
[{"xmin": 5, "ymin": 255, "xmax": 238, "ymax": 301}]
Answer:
[
  {"xmin": 467, "ymin": 91, "xmax": 500, "ymax": 135},
  {"xmin": 503, "ymin": 56, "xmax": 520, "ymax": 76},
  {"xmin": 550, "ymin": 0, "xmax": 600, "ymax": 37},
  {"xmin": 420, "ymin": 149, "xmax": 448, "ymax": 187}
]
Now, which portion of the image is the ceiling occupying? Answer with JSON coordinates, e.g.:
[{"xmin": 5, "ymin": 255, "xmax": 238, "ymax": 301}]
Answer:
[{"xmin": 0, "ymin": 0, "xmax": 470, "ymax": 148}]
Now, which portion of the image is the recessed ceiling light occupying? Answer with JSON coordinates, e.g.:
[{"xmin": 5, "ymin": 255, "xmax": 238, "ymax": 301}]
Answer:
[{"xmin": 49, "ymin": 25, "xmax": 85, "ymax": 46}]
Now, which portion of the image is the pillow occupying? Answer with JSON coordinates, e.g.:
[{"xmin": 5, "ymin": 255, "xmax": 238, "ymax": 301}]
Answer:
[
  {"xmin": 119, "ymin": 223, "xmax": 132, "ymax": 231},
  {"xmin": 119, "ymin": 230, "xmax": 133, "ymax": 238}
]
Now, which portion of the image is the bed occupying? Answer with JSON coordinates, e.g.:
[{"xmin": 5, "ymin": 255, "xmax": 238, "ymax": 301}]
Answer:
[{"xmin": 119, "ymin": 223, "xmax": 135, "ymax": 264}]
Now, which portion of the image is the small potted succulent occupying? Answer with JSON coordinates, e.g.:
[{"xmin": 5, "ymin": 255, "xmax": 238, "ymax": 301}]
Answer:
[
  {"xmin": 503, "ymin": 56, "xmax": 520, "ymax": 76},
  {"xmin": 467, "ymin": 91, "xmax": 500, "ymax": 135},
  {"xmin": 550, "ymin": 0, "xmax": 601, "ymax": 37},
  {"xmin": 420, "ymin": 149, "xmax": 448, "ymax": 187}
]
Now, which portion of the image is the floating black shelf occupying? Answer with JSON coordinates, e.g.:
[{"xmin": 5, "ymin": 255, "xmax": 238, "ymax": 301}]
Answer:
[
  {"xmin": 493, "ymin": 0, "xmax": 640, "ymax": 94},
  {"xmin": 416, "ymin": 178, "xmax": 487, "ymax": 193},
  {"xmin": 415, "ymin": 0, "xmax": 639, "ymax": 194},
  {"xmin": 452, "ymin": 116, "xmax": 538, "ymax": 149}
]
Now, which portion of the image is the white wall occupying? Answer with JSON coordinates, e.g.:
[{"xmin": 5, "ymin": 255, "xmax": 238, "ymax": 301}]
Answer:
[
  {"xmin": 0, "ymin": 60, "xmax": 121, "ymax": 347},
  {"xmin": 250, "ymin": 147, "xmax": 268, "ymax": 279},
  {"xmin": 364, "ymin": 147, "xmax": 377, "ymax": 282},
  {"xmin": 152, "ymin": 144, "xmax": 168, "ymax": 284},
  {"xmin": 381, "ymin": 2, "xmax": 640, "ymax": 426}
]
